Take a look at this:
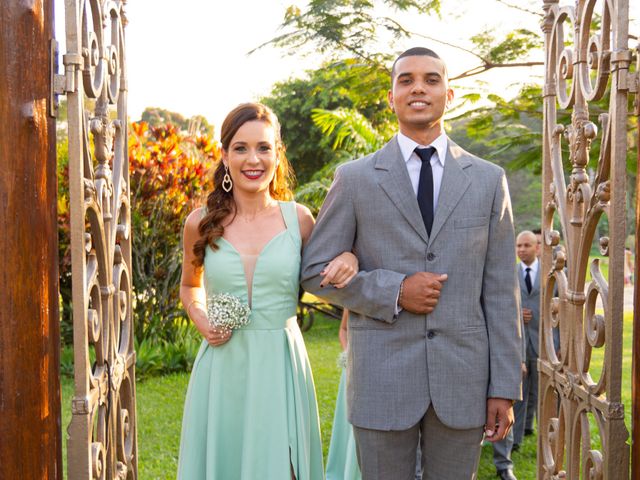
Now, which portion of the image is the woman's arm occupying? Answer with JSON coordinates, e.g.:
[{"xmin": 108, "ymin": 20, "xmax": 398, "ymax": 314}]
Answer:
[
  {"xmin": 181, "ymin": 208, "xmax": 231, "ymax": 346},
  {"xmin": 339, "ymin": 309, "xmax": 349, "ymax": 351}
]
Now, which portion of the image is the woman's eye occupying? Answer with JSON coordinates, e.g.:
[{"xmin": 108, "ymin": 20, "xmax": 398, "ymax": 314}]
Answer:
[
  {"xmin": 259, "ymin": 145, "xmax": 272, "ymax": 152},
  {"xmin": 233, "ymin": 146, "xmax": 246, "ymax": 153}
]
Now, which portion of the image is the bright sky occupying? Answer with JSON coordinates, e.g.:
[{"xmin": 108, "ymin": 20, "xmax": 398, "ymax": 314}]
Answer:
[{"xmin": 54, "ymin": 1, "xmax": 640, "ymax": 133}]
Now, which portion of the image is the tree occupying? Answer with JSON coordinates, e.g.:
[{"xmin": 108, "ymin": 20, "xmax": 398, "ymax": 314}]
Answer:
[
  {"xmin": 260, "ymin": 58, "xmax": 393, "ymax": 183},
  {"xmin": 141, "ymin": 107, "xmax": 214, "ymax": 136},
  {"xmin": 254, "ymin": 0, "xmax": 542, "ymax": 81}
]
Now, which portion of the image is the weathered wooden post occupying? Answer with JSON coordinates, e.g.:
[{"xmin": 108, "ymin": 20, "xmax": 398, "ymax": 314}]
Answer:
[{"xmin": 0, "ymin": 0, "xmax": 62, "ymax": 478}]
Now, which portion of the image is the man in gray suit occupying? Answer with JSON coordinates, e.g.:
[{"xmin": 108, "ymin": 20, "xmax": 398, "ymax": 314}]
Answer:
[
  {"xmin": 301, "ymin": 47, "xmax": 522, "ymax": 479},
  {"xmin": 512, "ymin": 230, "xmax": 541, "ymax": 449}
]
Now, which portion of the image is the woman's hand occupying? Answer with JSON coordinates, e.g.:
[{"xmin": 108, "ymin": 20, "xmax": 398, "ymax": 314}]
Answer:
[
  {"xmin": 188, "ymin": 301, "xmax": 233, "ymax": 347},
  {"xmin": 321, "ymin": 251, "xmax": 359, "ymax": 289},
  {"xmin": 204, "ymin": 324, "xmax": 233, "ymax": 347}
]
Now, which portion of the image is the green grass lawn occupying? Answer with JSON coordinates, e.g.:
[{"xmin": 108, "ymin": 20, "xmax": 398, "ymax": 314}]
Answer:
[{"xmin": 61, "ymin": 311, "xmax": 633, "ymax": 479}]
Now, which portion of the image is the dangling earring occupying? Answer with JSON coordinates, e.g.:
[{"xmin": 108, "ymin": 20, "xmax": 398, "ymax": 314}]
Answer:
[{"xmin": 222, "ymin": 164, "xmax": 233, "ymax": 193}]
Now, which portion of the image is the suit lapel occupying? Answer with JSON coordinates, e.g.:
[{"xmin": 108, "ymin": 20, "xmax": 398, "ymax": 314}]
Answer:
[
  {"xmin": 518, "ymin": 266, "xmax": 527, "ymax": 295},
  {"xmin": 518, "ymin": 263, "xmax": 541, "ymax": 296},
  {"xmin": 375, "ymin": 136, "xmax": 429, "ymax": 243},
  {"xmin": 532, "ymin": 265, "xmax": 541, "ymax": 294},
  {"xmin": 427, "ymin": 142, "xmax": 472, "ymax": 246}
]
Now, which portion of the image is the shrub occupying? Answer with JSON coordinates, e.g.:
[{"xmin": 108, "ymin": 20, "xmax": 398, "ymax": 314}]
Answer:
[{"xmin": 128, "ymin": 121, "xmax": 220, "ymax": 342}]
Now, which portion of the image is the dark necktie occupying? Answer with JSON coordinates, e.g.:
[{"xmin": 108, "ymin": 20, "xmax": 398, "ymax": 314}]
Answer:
[
  {"xmin": 525, "ymin": 267, "xmax": 532, "ymax": 294},
  {"xmin": 415, "ymin": 146, "xmax": 436, "ymax": 236}
]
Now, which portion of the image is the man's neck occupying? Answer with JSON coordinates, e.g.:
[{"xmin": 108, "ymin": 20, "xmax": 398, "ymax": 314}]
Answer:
[
  {"xmin": 398, "ymin": 122, "xmax": 444, "ymax": 146},
  {"xmin": 522, "ymin": 258, "xmax": 536, "ymax": 267}
]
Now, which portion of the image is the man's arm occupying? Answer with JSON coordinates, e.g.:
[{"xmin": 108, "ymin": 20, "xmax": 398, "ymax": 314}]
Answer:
[
  {"xmin": 482, "ymin": 170, "xmax": 523, "ymax": 401},
  {"xmin": 301, "ymin": 164, "xmax": 405, "ymax": 323}
]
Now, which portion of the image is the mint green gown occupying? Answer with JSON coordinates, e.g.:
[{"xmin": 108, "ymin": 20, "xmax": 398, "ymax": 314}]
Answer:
[
  {"xmin": 326, "ymin": 369, "xmax": 361, "ymax": 480},
  {"xmin": 177, "ymin": 201, "xmax": 324, "ymax": 480}
]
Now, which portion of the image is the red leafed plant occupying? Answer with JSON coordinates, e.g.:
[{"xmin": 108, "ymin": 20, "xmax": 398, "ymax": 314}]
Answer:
[{"xmin": 128, "ymin": 121, "xmax": 220, "ymax": 342}]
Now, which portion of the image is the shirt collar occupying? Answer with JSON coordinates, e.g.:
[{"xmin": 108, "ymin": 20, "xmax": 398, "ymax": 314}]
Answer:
[
  {"xmin": 521, "ymin": 257, "xmax": 539, "ymax": 274},
  {"xmin": 397, "ymin": 131, "xmax": 448, "ymax": 167}
]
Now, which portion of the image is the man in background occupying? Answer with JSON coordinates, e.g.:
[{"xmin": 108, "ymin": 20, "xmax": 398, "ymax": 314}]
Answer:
[{"xmin": 513, "ymin": 230, "xmax": 541, "ymax": 450}]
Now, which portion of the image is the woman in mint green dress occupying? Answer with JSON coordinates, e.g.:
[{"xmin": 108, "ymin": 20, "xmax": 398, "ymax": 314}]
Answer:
[
  {"xmin": 326, "ymin": 310, "xmax": 361, "ymax": 480},
  {"xmin": 177, "ymin": 103, "xmax": 357, "ymax": 479}
]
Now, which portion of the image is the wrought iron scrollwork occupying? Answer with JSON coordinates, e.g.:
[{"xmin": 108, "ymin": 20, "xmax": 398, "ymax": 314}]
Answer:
[
  {"xmin": 62, "ymin": 0, "xmax": 136, "ymax": 478},
  {"xmin": 540, "ymin": 0, "xmax": 631, "ymax": 478}
]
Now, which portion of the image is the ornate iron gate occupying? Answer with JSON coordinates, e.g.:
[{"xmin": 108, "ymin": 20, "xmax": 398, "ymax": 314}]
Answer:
[
  {"xmin": 539, "ymin": 0, "xmax": 632, "ymax": 478},
  {"xmin": 57, "ymin": 0, "xmax": 137, "ymax": 478}
]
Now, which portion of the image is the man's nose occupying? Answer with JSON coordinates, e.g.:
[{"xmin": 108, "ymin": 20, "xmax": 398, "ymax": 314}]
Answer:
[{"xmin": 411, "ymin": 81, "xmax": 426, "ymax": 94}]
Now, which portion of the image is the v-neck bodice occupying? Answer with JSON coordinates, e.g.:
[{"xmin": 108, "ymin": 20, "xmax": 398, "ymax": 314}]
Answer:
[{"xmin": 203, "ymin": 201, "xmax": 301, "ymax": 326}]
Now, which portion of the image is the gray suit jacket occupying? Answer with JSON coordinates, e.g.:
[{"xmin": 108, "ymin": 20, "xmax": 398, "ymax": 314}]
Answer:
[
  {"xmin": 519, "ymin": 263, "xmax": 541, "ymax": 358},
  {"xmin": 301, "ymin": 136, "xmax": 522, "ymax": 431}
]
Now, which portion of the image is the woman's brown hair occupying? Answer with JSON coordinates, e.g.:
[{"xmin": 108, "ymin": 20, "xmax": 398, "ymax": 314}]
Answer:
[{"xmin": 192, "ymin": 103, "xmax": 295, "ymax": 268}]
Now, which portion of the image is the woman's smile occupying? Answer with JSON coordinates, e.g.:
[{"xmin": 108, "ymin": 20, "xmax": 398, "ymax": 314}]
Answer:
[{"xmin": 241, "ymin": 169, "xmax": 264, "ymax": 180}]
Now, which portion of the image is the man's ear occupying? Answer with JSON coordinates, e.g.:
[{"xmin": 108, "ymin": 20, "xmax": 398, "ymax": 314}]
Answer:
[
  {"xmin": 387, "ymin": 89, "xmax": 395, "ymax": 113},
  {"xmin": 446, "ymin": 87, "xmax": 455, "ymax": 107}
]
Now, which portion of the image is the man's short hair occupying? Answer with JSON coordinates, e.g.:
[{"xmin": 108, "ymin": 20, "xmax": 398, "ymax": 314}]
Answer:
[{"xmin": 391, "ymin": 47, "xmax": 443, "ymax": 84}]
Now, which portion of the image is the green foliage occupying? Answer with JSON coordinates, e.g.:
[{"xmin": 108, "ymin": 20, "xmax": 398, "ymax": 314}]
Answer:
[
  {"xmin": 261, "ymin": 58, "xmax": 392, "ymax": 183},
  {"xmin": 59, "ymin": 323, "xmax": 201, "ymax": 380},
  {"xmin": 128, "ymin": 121, "xmax": 220, "ymax": 342},
  {"xmin": 292, "ymin": 104, "xmax": 394, "ymax": 215},
  {"xmin": 57, "ymin": 139, "xmax": 73, "ymax": 344},
  {"xmin": 141, "ymin": 107, "xmax": 214, "ymax": 136},
  {"xmin": 295, "ymin": 152, "xmax": 350, "ymax": 216},
  {"xmin": 470, "ymin": 28, "xmax": 542, "ymax": 64},
  {"xmin": 311, "ymin": 107, "xmax": 388, "ymax": 154},
  {"xmin": 256, "ymin": 1, "xmax": 440, "ymax": 59},
  {"xmin": 134, "ymin": 323, "xmax": 201, "ymax": 380}
]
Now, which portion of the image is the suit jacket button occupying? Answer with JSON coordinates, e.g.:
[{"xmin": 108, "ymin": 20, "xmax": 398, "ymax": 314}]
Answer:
[
  {"xmin": 427, "ymin": 252, "xmax": 436, "ymax": 261},
  {"xmin": 427, "ymin": 330, "xmax": 435, "ymax": 339}
]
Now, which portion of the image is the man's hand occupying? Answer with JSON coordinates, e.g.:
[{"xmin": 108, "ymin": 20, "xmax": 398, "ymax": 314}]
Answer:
[
  {"xmin": 399, "ymin": 272, "xmax": 448, "ymax": 314},
  {"xmin": 522, "ymin": 308, "xmax": 533, "ymax": 324},
  {"xmin": 484, "ymin": 398, "xmax": 514, "ymax": 442}
]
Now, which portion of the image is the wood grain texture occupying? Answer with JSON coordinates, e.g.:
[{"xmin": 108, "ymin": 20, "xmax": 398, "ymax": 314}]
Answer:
[{"xmin": 0, "ymin": 1, "xmax": 62, "ymax": 478}]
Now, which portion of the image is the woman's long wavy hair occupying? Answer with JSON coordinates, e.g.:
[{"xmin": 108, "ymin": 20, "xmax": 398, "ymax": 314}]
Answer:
[{"xmin": 192, "ymin": 103, "xmax": 295, "ymax": 268}]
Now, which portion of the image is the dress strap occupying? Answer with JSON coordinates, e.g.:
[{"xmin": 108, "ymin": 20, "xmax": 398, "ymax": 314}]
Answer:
[{"xmin": 279, "ymin": 201, "xmax": 301, "ymax": 243}]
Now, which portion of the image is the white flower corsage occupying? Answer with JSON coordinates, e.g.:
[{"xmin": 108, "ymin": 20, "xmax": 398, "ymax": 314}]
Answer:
[{"xmin": 207, "ymin": 292, "xmax": 251, "ymax": 332}]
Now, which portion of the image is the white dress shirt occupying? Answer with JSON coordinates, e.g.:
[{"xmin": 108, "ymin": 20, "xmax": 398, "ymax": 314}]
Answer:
[{"xmin": 396, "ymin": 131, "xmax": 448, "ymax": 211}]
